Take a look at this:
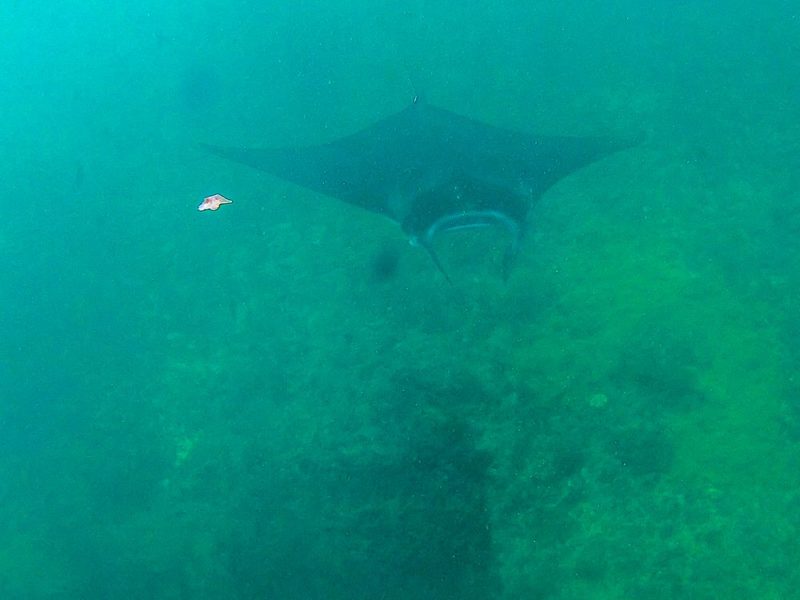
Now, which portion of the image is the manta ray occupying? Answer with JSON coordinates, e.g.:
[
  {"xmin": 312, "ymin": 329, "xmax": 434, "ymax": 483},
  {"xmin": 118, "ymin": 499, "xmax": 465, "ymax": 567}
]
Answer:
[{"xmin": 207, "ymin": 100, "xmax": 637, "ymax": 280}]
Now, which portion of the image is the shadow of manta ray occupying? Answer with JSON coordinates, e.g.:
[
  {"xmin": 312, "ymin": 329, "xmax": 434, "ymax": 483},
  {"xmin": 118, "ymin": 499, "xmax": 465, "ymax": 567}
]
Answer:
[{"xmin": 206, "ymin": 101, "xmax": 639, "ymax": 280}]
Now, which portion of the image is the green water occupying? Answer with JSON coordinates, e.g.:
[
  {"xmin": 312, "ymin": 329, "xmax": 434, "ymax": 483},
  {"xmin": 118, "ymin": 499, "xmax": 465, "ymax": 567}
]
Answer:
[{"xmin": 2, "ymin": 1, "xmax": 799, "ymax": 598}]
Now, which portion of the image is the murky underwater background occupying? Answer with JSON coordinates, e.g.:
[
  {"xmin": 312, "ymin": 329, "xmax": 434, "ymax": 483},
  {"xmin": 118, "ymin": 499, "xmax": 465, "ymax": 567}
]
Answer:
[{"xmin": 2, "ymin": 1, "xmax": 800, "ymax": 598}]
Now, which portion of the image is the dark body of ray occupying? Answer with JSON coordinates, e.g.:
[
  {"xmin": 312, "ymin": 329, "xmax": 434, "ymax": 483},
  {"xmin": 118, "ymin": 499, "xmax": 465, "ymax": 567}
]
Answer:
[{"xmin": 207, "ymin": 101, "xmax": 637, "ymax": 279}]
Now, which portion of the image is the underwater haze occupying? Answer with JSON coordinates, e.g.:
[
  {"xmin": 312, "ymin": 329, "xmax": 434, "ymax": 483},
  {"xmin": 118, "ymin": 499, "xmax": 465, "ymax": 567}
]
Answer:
[{"xmin": 2, "ymin": 1, "xmax": 800, "ymax": 598}]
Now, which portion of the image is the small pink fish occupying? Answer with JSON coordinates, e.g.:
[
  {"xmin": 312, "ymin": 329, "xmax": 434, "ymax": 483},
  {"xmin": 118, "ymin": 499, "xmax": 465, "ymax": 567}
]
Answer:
[{"xmin": 198, "ymin": 194, "xmax": 233, "ymax": 211}]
